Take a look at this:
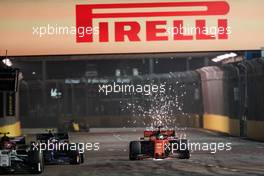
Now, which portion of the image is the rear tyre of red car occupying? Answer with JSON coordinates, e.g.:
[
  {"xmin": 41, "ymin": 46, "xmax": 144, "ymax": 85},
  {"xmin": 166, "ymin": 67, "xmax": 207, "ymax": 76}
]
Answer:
[{"xmin": 129, "ymin": 141, "xmax": 141, "ymax": 160}]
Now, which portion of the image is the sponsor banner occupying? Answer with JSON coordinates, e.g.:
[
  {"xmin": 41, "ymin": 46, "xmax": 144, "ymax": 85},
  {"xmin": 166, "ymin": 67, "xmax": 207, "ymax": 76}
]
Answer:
[{"xmin": 0, "ymin": 0, "xmax": 264, "ymax": 56}]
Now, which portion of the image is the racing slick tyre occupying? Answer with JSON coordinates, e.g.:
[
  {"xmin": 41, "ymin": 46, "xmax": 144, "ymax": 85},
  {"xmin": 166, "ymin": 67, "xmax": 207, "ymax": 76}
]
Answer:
[
  {"xmin": 179, "ymin": 149, "xmax": 190, "ymax": 159},
  {"xmin": 80, "ymin": 153, "xmax": 85, "ymax": 163},
  {"xmin": 69, "ymin": 150, "xmax": 81, "ymax": 165},
  {"xmin": 178, "ymin": 139, "xmax": 190, "ymax": 159},
  {"xmin": 28, "ymin": 150, "xmax": 44, "ymax": 174},
  {"xmin": 129, "ymin": 141, "xmax": 141, "ymax": 160}
]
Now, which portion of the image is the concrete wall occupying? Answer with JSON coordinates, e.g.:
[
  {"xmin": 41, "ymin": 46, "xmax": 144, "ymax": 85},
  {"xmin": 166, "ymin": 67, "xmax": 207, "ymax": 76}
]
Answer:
[{"xmin": 203, "ymin": 114, "xmax": 240, "ymax": 136}]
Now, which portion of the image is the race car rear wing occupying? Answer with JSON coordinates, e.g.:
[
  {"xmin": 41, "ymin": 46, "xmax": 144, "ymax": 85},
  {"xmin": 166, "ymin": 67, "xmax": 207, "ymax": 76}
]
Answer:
[
  {"xmin": 144, "ymin": 130, "xmax": 175, "ymax": 137},
  {"xmin": 10, "ymin": 136, "xmax": 26, "ymax": 145}
]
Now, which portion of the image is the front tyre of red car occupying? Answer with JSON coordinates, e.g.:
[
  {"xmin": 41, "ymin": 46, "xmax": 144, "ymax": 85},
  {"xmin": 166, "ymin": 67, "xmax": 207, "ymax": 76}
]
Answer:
[
  {"xmin": 129, "ymin": 141, "xmax": 141, "ymax": 160},
  {"xmin": 178, "ymin": 139, "xmax": 190, "ymax": 159},
  {"xmin": 179, "ymin": 149, "xmax": 190, "ymax": 159}
]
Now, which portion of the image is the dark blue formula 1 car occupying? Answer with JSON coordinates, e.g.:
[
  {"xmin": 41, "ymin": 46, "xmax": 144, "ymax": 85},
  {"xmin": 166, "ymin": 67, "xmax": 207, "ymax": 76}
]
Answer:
[{"xmin": 33, "ymin": 130, "xmax": 84, "ymax": 165}]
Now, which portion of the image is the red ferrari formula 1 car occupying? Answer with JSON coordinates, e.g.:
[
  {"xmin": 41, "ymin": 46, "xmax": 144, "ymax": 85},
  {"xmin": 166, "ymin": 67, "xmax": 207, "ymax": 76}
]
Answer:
[{"xmin": 129, "ymin": 127, "xmax": 190, "ymax": 160}]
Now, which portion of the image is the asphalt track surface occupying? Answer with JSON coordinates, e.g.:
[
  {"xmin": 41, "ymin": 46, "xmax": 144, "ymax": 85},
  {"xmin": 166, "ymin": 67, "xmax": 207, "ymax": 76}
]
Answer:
[{"xmin": 4, "ymin": 128, "xmax": 264, "ymax": 176}]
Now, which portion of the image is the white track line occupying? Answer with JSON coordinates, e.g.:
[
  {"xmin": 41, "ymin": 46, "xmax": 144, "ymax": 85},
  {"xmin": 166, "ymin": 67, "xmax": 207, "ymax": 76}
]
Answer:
[{"xmin": 113, "ymin": 134, "xmax": 123, "ymax": 141}]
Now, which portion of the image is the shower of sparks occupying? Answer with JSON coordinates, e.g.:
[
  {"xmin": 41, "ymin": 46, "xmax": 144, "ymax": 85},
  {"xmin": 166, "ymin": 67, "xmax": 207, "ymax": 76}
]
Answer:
[{"xmin": 120, "ymin": 81, "xmax": 192, "ymax": 129}]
